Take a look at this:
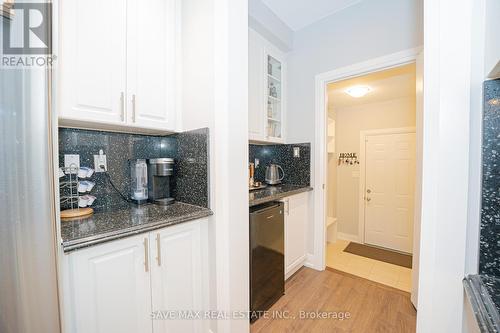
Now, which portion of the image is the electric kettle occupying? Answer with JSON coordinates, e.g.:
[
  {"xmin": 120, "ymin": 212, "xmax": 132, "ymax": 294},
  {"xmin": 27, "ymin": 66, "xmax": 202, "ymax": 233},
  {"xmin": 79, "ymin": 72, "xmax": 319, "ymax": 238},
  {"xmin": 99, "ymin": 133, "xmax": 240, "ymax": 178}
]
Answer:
[{"xmin": 265, "ymin": 164, "xmax": 285, "ymax": 185}]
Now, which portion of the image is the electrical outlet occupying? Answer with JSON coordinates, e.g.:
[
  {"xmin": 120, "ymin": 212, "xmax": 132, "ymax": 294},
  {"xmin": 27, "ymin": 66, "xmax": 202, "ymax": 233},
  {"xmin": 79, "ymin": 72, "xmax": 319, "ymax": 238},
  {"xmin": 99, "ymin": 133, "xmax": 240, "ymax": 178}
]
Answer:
[
  {"xmin": 94, "ymin": 149, "xmax": 107, "ymax": 172},
  {"xmin": 64, "ymin": 154, "xmax": 80, "ymax": 172},
  {"xmin": 254, "ymin": 158, "xmax": 260, "ymax": 168}
]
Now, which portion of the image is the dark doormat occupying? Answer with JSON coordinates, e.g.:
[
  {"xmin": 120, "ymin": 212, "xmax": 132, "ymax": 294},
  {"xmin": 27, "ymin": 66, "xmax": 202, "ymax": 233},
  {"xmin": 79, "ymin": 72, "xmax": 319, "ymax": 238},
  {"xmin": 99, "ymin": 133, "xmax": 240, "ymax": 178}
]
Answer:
[{"xmin": 343, "ymin": 242, "xmax": 412, "ymax": 268}]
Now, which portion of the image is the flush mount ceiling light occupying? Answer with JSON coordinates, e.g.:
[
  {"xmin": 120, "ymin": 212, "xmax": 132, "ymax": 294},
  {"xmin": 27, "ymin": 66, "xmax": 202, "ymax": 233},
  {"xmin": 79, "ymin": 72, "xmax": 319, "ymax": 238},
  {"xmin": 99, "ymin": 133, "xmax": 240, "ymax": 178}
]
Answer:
[{"xmin": 345, "ymin": 85, "xmax": 371, "ymax": 98}]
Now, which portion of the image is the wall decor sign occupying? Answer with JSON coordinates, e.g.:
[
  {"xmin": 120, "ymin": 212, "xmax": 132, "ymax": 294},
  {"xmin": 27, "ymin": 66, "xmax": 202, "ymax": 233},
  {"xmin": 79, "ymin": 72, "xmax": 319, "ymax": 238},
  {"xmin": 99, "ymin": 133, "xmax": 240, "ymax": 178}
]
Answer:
[{"xmin": 338, "ymin": 152, "xmax": 359, "ymax": 165}]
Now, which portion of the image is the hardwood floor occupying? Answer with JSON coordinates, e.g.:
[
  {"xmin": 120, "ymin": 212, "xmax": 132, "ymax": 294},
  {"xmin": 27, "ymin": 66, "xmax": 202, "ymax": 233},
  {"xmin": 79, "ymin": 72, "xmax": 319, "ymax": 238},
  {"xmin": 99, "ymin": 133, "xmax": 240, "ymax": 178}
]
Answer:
[{"xmin": 251, "ymin": 267, "xmax": 416, "ymax": 333}]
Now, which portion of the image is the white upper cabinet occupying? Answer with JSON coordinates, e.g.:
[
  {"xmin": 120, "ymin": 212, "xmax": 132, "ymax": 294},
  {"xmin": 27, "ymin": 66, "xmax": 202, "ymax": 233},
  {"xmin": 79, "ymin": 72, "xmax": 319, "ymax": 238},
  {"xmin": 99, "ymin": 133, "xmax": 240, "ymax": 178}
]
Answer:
[
  {"xmin": 248, "ymin": 30, "xmax": 266, "ymax": 141},
  {"xmin": 248, "ymin": 29, "xmax": 286, "ymax": 144},
  {"xmin": 58, "ymin": 0, "xmax": 179, "ymax": 133},
  {"xmin": 127, "ymin": 0, "xmax": 178, "ymax": 129},
  {"xmin": 59, "ymin": 0, "xmax": 127, "ymax": 125}
]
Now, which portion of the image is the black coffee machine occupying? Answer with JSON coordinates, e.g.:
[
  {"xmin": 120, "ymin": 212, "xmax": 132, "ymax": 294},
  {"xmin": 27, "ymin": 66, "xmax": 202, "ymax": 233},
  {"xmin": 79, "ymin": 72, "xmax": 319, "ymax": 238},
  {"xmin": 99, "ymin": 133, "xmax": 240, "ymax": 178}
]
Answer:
[{"xmin": 147, "ymin": 158, "xmax": 175, "ymax": 205}]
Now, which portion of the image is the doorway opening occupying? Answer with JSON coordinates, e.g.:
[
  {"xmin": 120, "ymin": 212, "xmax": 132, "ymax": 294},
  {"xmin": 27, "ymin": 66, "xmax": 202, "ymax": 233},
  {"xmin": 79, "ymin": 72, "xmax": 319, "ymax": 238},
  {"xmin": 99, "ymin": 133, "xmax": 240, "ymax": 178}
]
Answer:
[{"xmin": 321, "ymin": 62, "xmax": 419, "ymax": 295}]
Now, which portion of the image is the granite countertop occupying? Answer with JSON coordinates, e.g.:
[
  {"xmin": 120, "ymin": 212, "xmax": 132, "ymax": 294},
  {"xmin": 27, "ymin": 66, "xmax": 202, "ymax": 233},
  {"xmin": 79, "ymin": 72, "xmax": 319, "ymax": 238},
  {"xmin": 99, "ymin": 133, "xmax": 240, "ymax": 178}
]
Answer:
[
  {"xmin": 249, "ymin": 184, "xmax": 313, "ymax": 206},
  {"xmin": 61, "ymin": 202, "xmax": 213, "ymax": 252},
  {"xmin": 463, "ymin": 274, "xmax": 500, "ymax": 332}
]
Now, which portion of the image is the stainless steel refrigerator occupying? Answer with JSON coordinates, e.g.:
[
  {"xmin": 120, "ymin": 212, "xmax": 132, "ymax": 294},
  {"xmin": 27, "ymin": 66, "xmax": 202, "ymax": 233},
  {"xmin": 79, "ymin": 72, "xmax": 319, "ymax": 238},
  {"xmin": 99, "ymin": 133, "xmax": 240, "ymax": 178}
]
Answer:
[{"xmin": 0, "ymin": 5, "xmax": 61, "ymax": 333}]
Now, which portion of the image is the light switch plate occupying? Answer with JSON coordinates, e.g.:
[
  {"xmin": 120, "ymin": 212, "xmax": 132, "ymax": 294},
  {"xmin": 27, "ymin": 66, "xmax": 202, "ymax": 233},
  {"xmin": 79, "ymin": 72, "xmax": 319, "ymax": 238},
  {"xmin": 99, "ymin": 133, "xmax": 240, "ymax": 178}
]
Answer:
[{"xmin": 64, "ymin": 154, "xmax": 80, "ymax": 171}]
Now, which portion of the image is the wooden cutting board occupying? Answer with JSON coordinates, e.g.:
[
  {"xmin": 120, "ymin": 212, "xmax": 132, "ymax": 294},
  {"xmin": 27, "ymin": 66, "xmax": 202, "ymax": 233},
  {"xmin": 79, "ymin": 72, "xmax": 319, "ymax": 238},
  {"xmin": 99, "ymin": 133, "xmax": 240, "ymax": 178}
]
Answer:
[{"xmin": 61, "ymin": 208, "xmax": 94, "ymax": 220}]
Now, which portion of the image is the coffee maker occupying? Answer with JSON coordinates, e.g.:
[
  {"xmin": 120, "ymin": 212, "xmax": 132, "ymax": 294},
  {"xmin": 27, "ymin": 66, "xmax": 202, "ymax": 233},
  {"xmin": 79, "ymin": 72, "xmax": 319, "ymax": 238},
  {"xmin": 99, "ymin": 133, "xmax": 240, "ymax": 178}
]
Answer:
[{"xmin": 147, "ymin": 158, "xmax": 175, "ymax": 205}]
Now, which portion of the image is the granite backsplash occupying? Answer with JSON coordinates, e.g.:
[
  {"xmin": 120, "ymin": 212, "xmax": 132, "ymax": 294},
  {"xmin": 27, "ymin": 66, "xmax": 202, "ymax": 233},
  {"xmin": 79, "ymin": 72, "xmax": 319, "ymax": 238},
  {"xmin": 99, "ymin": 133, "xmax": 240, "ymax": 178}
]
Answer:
[
  {"xmin": 59, "ymin": 127, "xmax": 210, "ymax": 212},
  {"xmin": 480, "ymin": 78, "xmax": 500, "ymax": 278},
  {"xmin": 249, "ymin": 143, "xmax": 310, "ymax": 187}
]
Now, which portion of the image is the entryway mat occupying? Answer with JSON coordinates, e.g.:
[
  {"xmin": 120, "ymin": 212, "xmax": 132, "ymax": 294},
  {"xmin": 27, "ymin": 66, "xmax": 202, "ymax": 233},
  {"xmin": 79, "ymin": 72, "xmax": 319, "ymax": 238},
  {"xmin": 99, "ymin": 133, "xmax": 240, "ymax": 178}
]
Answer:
[{"xmin": 343, "ymin": 242, "xmax": 412, "ymax": 268}]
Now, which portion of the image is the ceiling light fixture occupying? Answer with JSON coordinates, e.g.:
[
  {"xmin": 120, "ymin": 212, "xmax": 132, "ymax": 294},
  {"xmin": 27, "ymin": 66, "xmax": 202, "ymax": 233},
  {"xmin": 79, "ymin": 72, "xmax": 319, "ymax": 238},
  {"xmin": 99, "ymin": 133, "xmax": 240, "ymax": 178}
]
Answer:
[{"xmin": 345, "ymin": 85, "xmax": 371, "ymax": 98}]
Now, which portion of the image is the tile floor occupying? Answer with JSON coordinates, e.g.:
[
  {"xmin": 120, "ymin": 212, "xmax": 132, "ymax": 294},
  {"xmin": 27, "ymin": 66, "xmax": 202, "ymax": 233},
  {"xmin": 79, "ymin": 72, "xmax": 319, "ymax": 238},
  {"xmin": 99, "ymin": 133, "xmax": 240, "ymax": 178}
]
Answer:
[{"xmin": 326, "ymin": 239, "xmax": 412, "ymax": 292}]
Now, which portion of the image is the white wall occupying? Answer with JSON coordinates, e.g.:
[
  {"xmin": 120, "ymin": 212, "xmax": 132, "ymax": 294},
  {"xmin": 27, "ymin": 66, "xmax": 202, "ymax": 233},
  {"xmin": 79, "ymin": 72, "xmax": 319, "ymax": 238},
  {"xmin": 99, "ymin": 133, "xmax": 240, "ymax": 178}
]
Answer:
[
  {"xmin": 287, "ymin": 0, "xmax": 422, "ymax": 145},
  {"xmin": 248, "ymin": 0, "xmax": 293, "ymax": 52},
  {"xmin": 417, "ymin": 0, "xmax": 477, "ymax": 331},
  {"xmin": 182, "ymin": 1, "xmax": 249, "ymax": 332},
  {"xmin": 286, "ymin": 0, "xmax": 422, "ymax": 256},
  {"xmin": 333, "ymin": 97, "xmax": 416, "ymax": 238}
]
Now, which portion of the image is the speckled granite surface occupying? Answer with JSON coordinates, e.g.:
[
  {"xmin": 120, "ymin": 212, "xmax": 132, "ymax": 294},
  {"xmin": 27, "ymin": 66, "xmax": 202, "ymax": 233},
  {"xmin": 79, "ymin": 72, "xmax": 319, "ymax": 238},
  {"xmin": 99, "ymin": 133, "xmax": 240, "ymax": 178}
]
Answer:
[
  {"xmin": 249, "ymin": 184, "xmax": 313, "ymax": 207},
  {"xmin": 61, "ymin": 202, "xmax": 212, "ymax": 252},
  {"xmin": 463, "ymin": 274, "xmax": 500, "ymax": 333},
  {"xmin": 249, "ymin": 143, "xmax": 311, "ymax": 187},
  {"xmin": 480, "ymin": 79, "xmax": 500, "ymax": 277},
  {"xmin": 171, "ymin": 128, "xmax": 210, "ymax": 208},
  {"xmin": 59, "ymin": 127, "xmax": 210, "ymax": 211}
]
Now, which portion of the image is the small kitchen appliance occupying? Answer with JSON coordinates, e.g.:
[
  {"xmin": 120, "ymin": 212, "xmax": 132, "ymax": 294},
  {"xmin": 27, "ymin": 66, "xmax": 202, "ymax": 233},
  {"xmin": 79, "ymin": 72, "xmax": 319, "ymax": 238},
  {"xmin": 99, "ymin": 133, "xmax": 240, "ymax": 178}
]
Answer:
[
  {"xmin": 147, "ymin": 158, "xmax": 175, "ymax": 205},
  {"xmin": 130, "ymin": 159, "xmax": 148, "ymax": 204},
  {"xmin": 265, "ymin": 164, "xmax": 284, "ymax": 185}
]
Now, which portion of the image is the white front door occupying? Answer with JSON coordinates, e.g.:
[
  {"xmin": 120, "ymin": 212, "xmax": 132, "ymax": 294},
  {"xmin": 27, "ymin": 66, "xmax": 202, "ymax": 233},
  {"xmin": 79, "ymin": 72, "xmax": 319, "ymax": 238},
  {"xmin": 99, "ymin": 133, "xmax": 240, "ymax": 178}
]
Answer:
[{"xmin": 364, "ymin": 132, "xmax": 416, "ymax": 253}]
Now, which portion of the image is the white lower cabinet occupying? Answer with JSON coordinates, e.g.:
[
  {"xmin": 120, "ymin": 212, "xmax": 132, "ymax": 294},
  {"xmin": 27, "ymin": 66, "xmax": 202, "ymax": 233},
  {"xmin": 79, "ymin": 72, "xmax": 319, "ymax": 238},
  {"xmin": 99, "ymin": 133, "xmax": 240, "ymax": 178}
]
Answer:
[
  {"xmin": 151, "ymin": 222, "xmax": 203, "ymax": 333},
  {"xmin": 67, "ymin": 219, "xmax": 206, "ymax": 333},
  {"xmin": 282, "ymin": 192, "xmax": 309, "ymax": 279}
]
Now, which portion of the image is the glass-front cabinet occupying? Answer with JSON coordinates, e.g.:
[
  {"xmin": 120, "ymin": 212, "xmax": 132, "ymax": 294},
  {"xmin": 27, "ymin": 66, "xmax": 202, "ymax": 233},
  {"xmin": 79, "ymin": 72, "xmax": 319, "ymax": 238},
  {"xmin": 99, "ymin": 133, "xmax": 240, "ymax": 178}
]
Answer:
[
  {"xmin": 266, "ymin": 55, "xmax": 283, "ymax": 140},
  {"xmin": 248, "ymin": 28, "xmax": 286, "ymax": 143}
]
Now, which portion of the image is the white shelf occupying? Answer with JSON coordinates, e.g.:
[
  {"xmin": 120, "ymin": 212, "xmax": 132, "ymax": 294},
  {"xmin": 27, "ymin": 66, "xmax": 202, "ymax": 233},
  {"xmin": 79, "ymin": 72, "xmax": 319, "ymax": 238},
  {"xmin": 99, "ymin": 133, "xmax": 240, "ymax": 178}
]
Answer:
[
  {"xmin": 327, "ymin": 217, "xmax": 337, "ymax": 227},
  {"xmin": 267, "ymin": 73, "xmax": 281, "ymax": 82}
]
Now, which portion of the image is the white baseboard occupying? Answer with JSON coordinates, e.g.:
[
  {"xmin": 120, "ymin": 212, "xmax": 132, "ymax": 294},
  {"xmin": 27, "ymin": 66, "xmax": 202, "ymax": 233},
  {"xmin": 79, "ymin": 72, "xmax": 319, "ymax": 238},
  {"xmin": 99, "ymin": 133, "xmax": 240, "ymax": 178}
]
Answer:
[
  {"xmin": 337, "ymin": 232, "xmax": 360, "ymax": 243},
  {"xmin": 304, "ymin": 253, "xmax": 322, "ymax": 271},
  {"xmin": 285, "ymin": 256, "xmax": 306, "ymax": 280}
]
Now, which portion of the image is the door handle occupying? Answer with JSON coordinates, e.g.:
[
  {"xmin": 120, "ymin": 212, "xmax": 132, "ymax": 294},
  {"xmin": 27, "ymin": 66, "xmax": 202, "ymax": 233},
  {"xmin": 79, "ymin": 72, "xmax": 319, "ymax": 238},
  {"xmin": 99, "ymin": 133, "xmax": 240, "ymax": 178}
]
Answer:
[
  {"xmin": 143, "ymin": 237, "xmax": 149, "ymax": 272},
  {"xmin": 132, "ymin": 94, "xmax": 136, "ymax": 123},
  {"xmin": 156, "ymin": 233, "xmax": 161, "ymax": 266}
]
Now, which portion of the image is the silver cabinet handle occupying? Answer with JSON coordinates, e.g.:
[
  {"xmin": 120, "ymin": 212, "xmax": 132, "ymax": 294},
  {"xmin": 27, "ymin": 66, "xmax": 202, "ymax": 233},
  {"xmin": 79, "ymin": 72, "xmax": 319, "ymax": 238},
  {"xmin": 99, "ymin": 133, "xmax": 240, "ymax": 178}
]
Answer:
[
  {"xmin": 132, "ymin": 94, "xmax": 136, "ymax": 123},
  {"xmin": 156, "ymin": 233, "xmax": 161, "ymax": 266},
  {"xmin": 143, "ymin": 237, "xmax": 149, "ymax": 272},
  {"xmin": 120, "ymin": 92, "xmax": 125, "ymax": 121}
]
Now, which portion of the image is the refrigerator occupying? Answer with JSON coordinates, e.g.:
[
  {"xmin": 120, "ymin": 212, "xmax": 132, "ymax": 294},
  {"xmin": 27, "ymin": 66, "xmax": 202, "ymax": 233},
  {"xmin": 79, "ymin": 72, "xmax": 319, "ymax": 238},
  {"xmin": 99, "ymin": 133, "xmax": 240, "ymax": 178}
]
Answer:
[{"xmin": 0, "ymin": 5, "xmax": 61, "ymax": 333}]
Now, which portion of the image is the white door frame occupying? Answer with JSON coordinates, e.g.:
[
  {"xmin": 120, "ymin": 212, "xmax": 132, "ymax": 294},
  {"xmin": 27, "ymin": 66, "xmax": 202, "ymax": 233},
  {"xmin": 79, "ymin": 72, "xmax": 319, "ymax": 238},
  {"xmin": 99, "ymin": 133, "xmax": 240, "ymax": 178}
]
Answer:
[
  {"xmin": 358, "ymin": 127, "xmax": 416, "ymax": 247},
  {"xmin": 311, "ymin": 47, "xmax": 421, "ymax": 271}
]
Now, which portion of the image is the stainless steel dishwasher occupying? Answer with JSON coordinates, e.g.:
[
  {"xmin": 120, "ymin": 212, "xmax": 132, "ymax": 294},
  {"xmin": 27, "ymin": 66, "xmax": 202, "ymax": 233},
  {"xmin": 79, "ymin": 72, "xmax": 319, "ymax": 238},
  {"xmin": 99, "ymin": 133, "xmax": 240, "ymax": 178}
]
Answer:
[{"xmin": 249, "ymin": 201, "xmax": 285, "ymax": 322}]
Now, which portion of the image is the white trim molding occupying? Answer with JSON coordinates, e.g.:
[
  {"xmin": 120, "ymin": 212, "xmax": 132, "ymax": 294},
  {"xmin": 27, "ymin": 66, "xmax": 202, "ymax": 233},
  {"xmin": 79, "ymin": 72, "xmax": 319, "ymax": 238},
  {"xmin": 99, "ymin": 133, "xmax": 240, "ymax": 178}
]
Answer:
[
  {"xmin": 336, "ymin": 232, "xmax": 360, "ymax": 243},
  {"xmin": 311, "ymin": 47, "xmax": 421, "ymax": 272},
  {"xmin": 358, "ymin": 127, "xmax": 416, "ymax": 246}
]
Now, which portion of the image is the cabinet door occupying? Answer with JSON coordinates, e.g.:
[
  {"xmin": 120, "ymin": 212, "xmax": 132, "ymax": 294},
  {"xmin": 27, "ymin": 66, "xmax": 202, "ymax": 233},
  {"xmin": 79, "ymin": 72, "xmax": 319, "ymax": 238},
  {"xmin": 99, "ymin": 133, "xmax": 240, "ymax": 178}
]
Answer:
[
  {"xmin": 284, "ymin": 192, "xmax": 308, "ymax": 278},
  {"xmin": 151, "ymin": 221, "xmax": 203, "ymax": 333},
  {"xmin": 264, "ymin": 50, "xmax": 285, "ymax": 143},
  {"xmin": 59, "ymin": 0, "xmax": 127, "ymax": 124},
  {"xmin": 248, "ymin": 29, "xmax": 266, "ymax": 141},
  {"xmin": 127, "ymin": 0, "xmax": 178, "ymax": 131},
  {"xmin": 69, "ymin": 235, "xmax": 153, "ymax": 333}
]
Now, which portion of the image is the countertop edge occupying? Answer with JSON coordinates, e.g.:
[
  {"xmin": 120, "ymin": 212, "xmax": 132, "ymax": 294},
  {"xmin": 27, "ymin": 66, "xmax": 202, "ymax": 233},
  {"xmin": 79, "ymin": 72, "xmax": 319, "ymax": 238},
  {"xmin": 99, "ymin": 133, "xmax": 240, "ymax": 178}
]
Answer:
[
  {"xmin": 62, "ymin": 208, "xmax": 213, "ymax": 253},
  {"xmin": 249, "ymin": 186, "xmax": 313, "ymax": 207},
  {"xmin": 463, "ymin": 275, "xmax": 500, "ymax": 333}
]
